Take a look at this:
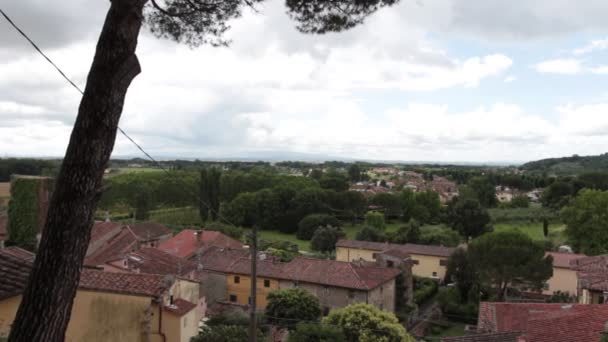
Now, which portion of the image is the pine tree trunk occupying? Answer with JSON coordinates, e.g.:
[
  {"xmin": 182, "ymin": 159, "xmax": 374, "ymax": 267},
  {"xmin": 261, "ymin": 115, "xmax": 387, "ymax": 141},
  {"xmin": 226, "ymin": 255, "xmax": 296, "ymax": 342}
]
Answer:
[{"xmin": 8, "ymin": 1, "xmax": 146, "ymax": 341}]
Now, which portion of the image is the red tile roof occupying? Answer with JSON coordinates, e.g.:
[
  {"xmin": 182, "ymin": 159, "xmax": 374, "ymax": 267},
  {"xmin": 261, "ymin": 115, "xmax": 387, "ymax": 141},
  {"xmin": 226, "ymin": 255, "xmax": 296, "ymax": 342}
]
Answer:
[
  {"xmin": 90, "ymin": 221, "xmax": 124, "ymax": 244},
  {"xmin": 124, "ymin": 248, "xmax": 197, "ymax": 276},
  {"xmin": 570, "ymin": 254, "xmax": 608, "ymax": 291},
  {"xmin": 129, "ymin": 222, "xmax": 172, "ymax": 241},
  {"xmin": 478, "ymin": 302, "xmax": 608, "ymax": 342},
  {"xmin": 199, "ymin": 247, "xmax": 401, "ymax": 290},
  {"xmin": 545, "ymin": 252, "xmax": 586, "ymax": 269},
  {"xmin": 0, "ymin": 246, "xmax": 35, "ymax": 262},
  {"xmin": 0, "ymin": 251, "xmax": 176, "ymax": 299},
  {"xmin": 336, "ymin": 239, "xmax": 455, "ymax": 258},
  {"xmin": 85, "ymin": 228, "xmax": 137, "ymax": 266},
  {"xmin": 164, "ymin": 298, "xmax": 197, "ymax": 316},
  {"xmin": 79, "ymin": 270, "xmax": 172, "ymax": 297},
  {"xmin": 0, "ymin": 250, "xmax": 32, "ymax": 300},
  {"xmin": 442, "ymin": 332, "xmax": 520, "ymax": 342},
  {"xmin": 159, "ymin": 230, "xmax": 243, "ymax": 259}
]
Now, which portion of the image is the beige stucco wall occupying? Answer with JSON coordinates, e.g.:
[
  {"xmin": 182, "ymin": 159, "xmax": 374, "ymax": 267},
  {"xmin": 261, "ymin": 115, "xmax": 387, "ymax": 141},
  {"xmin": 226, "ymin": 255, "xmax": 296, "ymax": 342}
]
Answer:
[
  {"xmin": 200, "ymin": 271, "xmax": 227, "ymax": 305},
  {"xmin": 410, "ymin": 253, "xmax": 448, "ymax": 279},
  {"xmin": 278, "ymin": 280, "xmax": 369, "ymax": 313},
  {"xmin": 335, "ymin": 247, "xmax": 378, "ymax": 262},
  {"xmin": 544, "ymin": 267, "xmax": 578, "ymax": 295},
  {"xmin": 366, "ymin": 279, "xmax": 396, "ymax": 312},
  {"xmin": 226, "ymin": 274, "xmax": 280, "ymax": 309},
  {"xmin": 0, "ymin": 295, "xmax": 20, "ymax": 338}
]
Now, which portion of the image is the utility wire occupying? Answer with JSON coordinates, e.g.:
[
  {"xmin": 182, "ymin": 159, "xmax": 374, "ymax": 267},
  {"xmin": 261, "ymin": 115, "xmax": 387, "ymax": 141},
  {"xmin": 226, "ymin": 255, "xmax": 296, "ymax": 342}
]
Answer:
[{"xmin": 0, "ymin": 7, "xmax": 238, "ymax": 227}]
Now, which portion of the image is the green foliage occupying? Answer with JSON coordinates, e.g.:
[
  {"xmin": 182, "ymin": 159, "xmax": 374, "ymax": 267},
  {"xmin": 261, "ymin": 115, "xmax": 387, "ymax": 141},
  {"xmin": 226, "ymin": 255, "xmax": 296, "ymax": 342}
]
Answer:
[
  {"xmin": 436, "ymin": 287, "xmax": 479, "ymax": 324},
  {"xmin": 204, "ymin": 222, "xmax": 243, "ymax": 240},
  {"xmin": 324, "ymin": 303, "xmax": 414, "ymax": 342},
  {"xmin": 488, "ymin": 207, "xmax": 557, "ymax": 223},
  {"xmin": 266, "ymin": 289, "xmax": 321, "ymax": 328},
  {"xmin": 370, "ymin": 193, "xmax": 402, "ymax": 219},
  {"xmin": 390, "ymin": 219, "xmax": 421, "ymax": 244},
  {"xmin": 364, "ymin": 211, "xmax": 385, "ymax": 230},
  {"xmin": 7, "ymin": 178, "xmax": 41, "ymax": 250},
  {"xmin": 356, "ymin": 226, "xmax": 388, "ymax": 242},
  {"xmin": 259, "ymin": 239, "xmax": 299, "ymax": 253},
  {"xmin": 192, "ymin": 325, "xmax": 260, "ymax": 342},
  {"xmin": 468, "ymin": 230, "xmax": 553, "ymax": 300},
  {"xmin": 347, "ymin": 164, "xmax": 362, "ymax": 183},
  {"xmin": 521, "ymin": 153, "xmax": 608, "ymax": 175},
  {"xmin": 510, "ymin": 195, "xmax": 530, "ymax": 208},
  {"xmin": 562, "ymin": 189, "xmax": 608, "ymax": 255},
  {"xmin": 265, "ymin": 247, "xmax": 298, "ymax": 262},
  {"xmin": 199, "ymin": 167, "xmax": 222, "ymax": 221},
  {"xmin": 467, "ymin": 176, "xmax": 498, "ymax": 208},
  {"xmin": 545, "ymin": 290, "xmax": 577, "ymax": 303},
  {"xmin": 413, "ymin": 191, "xmax": 441, "ymax": 223},
  {"xmin": 400, "ymin": 189, "xmax": 417, "ymax": 221},
  {"xmin": 0, "ymin": 158, "xmax": 59, "ymax": 182},
  {"xmin": 220, "ymin": 192, "xmax": 257, "ymax": 227},
  {"xmin": 417, "ymin": 225, "xmax": 461, "ymax": 247},
  {"xmin": 319, "ymin": 171, "xmax": 349, "ymax": 192},
  {"xmin": 288, "ymin": 323, "xmax": 346, "ymax": 342},
  {"xmin": 447, "ymin": 197, "xmax": 492, "ymax": 238},
  {"xmin": 297, "ymin": 214, "xmax": 341, "ymax": 240},
  {"xmin": 542, "ymin": 181, "xmax": 574, "ymax": 209},
  {"xmin": 311, "ymin": 226, "xmax": 345, "ymax": 252},
  {"xmin": 445, "ymin": 248, "xmax": 478, "ymax": 303},
  {"xmin": 413, "ymin": 277, "xmax": 439, "ymax": 305}
]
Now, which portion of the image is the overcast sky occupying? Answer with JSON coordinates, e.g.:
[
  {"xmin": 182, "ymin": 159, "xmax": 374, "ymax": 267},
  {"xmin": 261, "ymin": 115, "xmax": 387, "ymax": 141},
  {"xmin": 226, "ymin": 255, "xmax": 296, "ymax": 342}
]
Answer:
[{"xmin": 2, "ymin": 0, "xmax": 608, "ymax": 163}]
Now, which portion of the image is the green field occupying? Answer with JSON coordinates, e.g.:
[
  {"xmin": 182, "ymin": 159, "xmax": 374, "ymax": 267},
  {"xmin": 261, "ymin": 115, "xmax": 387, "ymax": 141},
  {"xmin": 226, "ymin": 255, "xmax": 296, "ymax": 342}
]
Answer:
[
  {"xmin": 105, "ymin": 167, "xmax": 163, "ymax": 177},
  {"xmin": 149, "ymin": 206, "xmax": 202, "ymax": 226},
  {"xmin": 493, "ymin": 222, "xmax": 567, "ymax": 246}
]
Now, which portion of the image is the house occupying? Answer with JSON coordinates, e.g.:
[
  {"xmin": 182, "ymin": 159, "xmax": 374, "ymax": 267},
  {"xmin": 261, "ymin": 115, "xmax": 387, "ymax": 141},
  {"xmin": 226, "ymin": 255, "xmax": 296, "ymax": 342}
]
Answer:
[
  {"xmin": 101, "ymin": 247, "xmax": 199, "ymax": 277},
  {"xmin": 543, "ymin": 252, "xmax": 586, "ymax": 296},
  {"xmin": 0, "ymin": 182, "xmax": 9, "ymax": 206},
  {"xmin": 158, "ymin": 229, "xmax": 244, "ymax": 260},
  {"xmin": 198, "ymin": 247, "xmax": 402, "ymax": 313},
  {"xmin": 0, "ymin": 250, "xmax": 204, "ymax": 342},
  {"xmin": 85, "ymin": 221, "xmax": 173, "ymax": 267},
  {"xmin": 335, "ymin": 239, "xmax": 455, "ymax": 280},
  {"xmin": 571, "ymin": 254, "xmax": 608, "ymax": 304},
  {"xmin": 474, "ymin": 302, "xmax": 608, "ymax": 342},
  {"xmin": 442, "ymin": 332, "xmax": 520, "ymax": 342}
]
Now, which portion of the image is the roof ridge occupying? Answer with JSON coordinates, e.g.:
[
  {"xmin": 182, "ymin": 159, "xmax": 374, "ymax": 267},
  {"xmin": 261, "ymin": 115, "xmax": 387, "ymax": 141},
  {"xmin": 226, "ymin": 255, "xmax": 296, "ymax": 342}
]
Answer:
[{"xmin": 348, "ymin": 262, "xmax": 368, "ymax": 290}]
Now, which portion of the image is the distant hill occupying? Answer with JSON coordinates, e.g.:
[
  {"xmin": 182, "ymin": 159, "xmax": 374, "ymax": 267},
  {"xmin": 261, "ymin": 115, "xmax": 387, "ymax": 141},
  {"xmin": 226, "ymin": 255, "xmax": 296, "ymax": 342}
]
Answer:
[{"xmin": 522, "ymin": 153, "xmax": 608, "ymax": 175}]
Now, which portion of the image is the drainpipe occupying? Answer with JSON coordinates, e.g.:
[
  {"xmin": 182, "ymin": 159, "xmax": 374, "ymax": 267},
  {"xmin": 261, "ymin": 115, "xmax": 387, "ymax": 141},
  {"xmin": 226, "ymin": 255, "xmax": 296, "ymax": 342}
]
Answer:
[{"xmin": 149, "ymin": 298, "xmax": 167, "ymax": 342}]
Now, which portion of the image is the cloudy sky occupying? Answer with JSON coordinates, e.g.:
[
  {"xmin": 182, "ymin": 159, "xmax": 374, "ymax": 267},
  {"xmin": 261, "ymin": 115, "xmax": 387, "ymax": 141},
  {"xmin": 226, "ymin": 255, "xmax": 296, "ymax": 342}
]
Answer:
[{"xmin": 2, "ymin": 0, "xmax": 608, "ymax": 163}]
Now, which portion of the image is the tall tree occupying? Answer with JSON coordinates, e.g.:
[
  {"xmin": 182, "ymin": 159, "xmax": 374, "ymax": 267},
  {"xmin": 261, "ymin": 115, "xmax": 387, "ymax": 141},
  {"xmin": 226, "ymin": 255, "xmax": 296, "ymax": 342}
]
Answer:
[
  {"xmin": 562, "ymin": 189, "xmax": 608, "ymax": 255},
  {"xmin": 208, "ymin": 167, "xmax": 222, "ymax": 220},
  {"xmin": 347, "ymin": 164, "xmax": 362, "ymax": 183},
  {"xmin": 9, "ymin": 1, "xmax": 400, "ymax": 340},
  {"xmin": 468, "ymin": 176, "xmax": 498, "ymax": 208},
  {"xmin": 199, "ymin": 168, "xmax": 210, "ymax": 221},
  {"xmin": 447, "ymin": 197, "xmax": 492, "ymax": 239},
  {"xmin": 468, "ymin": 230, "xmax": 553, "ymax": 301}
]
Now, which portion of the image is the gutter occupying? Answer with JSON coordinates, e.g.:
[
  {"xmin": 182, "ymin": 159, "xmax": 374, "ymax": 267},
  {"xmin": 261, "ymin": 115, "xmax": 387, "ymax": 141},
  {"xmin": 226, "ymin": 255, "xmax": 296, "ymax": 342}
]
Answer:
[{"xmin": 149, "ymin": 298, "xmax": 167, "ymax": 342}]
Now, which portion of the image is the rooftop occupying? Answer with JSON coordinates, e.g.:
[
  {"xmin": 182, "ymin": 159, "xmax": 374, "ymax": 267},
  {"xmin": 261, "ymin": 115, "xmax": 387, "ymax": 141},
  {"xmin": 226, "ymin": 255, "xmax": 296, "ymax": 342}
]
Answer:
[
  {"xmin": 545, "ymin": 252, "xmax": 586, "ymax": 269},
  {"xmin": 0, "ymin": 249, "xmax": 32, "ymax": 300},
  {"xmin": 442, "ymin": 332, "xmax": 520, "ymax": 342},
  {"xmin": 164, "ymin": 298, "xmax": 197, "ymax": 316},
  {"xmin": 158, "ymin": 229, "xmax": 243, "ymax": 259},
  {"xmin": 85, "ymin": 228, "xmax": 137, "ymax": 266},
  {"xmin": 478, "ymin": 302, "xmax": 608, "ymax": 342},
  {"xmin": 129, "ymin": 222, "xmax": 172, "ymax": 241},
  {"xmin": 123, "ymin": 247, "xmax": 197, "ymax": 276},
  {"xmin": 0, "ymin": 246, "xmax": 35, "ymax": 262},
  {"xmin": 336, "ymin": 239, "xmax": 455, "ymax": 257}
]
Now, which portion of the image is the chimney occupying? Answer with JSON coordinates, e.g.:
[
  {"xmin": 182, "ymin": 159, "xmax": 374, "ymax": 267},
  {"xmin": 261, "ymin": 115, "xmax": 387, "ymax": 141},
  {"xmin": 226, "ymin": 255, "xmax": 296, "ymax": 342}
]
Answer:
[{"xmin": 196, "ymin": 230, "xmax": 203, "ymax": 243}]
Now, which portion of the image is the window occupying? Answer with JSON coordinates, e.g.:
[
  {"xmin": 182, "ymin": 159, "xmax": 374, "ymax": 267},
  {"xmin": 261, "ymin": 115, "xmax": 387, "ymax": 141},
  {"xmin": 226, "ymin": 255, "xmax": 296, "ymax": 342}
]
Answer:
[
  {"xmin": 229, "ymin": 294, "xmax": 237, "ymax": 302},
  {"xmin": 387, "ymin": 260, "xmax": 395, "ymax": 268},
  {"xmin": 380, "ymin": 286, "xmax": 384, "ymax": 294},
  {"xmin": 439, "ymin": 259, "xmax": 448, "ymax": 266},
  {"xmin": 264, "ymin": 279, "xmax": 270, "ymax": 288},
  {"xmin": 293, "ymin": 280, "xmax": 299, "ymax": 288},
  {"xmin": 234, "ymin": 276, "xmax": 240, "ymax": 284},
  {"xmin": 348, "ymin": 290, "xmax": 355, "ymax": 299},
  {"xmin": 412, "ymin": 259, "xmax": 419, "ymax": 265},
  {"xmin": 432, "ymin": 272, "xmax": 438, "ymax": 277}
]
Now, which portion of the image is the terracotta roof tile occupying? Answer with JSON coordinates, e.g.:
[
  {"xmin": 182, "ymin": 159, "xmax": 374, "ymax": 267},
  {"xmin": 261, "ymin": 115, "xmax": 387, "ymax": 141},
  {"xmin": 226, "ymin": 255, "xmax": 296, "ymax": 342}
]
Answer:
[
  {"xmin": 90, "ymin": 221, "xmax": 124, "ymax": 244},
  {"xmin": 442, "ymin": 332, "xmax": 520, "ymax": 342},
  {"xmin": 159, "ymin": 229, "xmax": 243, "ymax": 259},
  {"xmin": 79, "ymin": 270, "xmax": 172, "ymax": 297},
  {"xmin": 0, "ymin": 246, "xmax": 35, "ymax": 262},
  {"xmin": 164, "ymin": 298, "xmax": 197, "ymax": 316},
  {"xmin": 336, "ymin": 239, "xmax": 455, "ymax": 258},
  {"xmin": 545, "ymin": 252, "xmax": 586, "ymax": 269},
  {"xmin": 85, "ymin": 228, "xmax": 137, "ymax": 266},
  {"xmin": 0, "ymin": 251, "xmax": 32, "ymax": 300},
  {"xmin": 129, "ymin": 222, "xmax": 172, "ymax": 241},
  {"xmin": 478, "ymin": 302, "xmax": 608, "ymax": 342},
  {"xmin": 124, "ymin": 247, "xmax": 197, "ymax": 276}
]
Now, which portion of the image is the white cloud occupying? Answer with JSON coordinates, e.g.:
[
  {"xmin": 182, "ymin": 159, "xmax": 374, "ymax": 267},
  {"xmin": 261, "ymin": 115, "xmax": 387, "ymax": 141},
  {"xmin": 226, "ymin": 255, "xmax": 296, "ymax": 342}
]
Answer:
[
  {"xmin": 534, "ymin": 59, "xmax": 583, "ymax": 74},
  {"xmin": 504, "ymin": 76, "xmax": 517, "ymax": 83},
  {"xmin": 573, "ymin": 37, "xmax": 608, "ymax": 55},
  {"xmin": 590, "ymin": 66, "xmax": 608, "ymax": 75}
]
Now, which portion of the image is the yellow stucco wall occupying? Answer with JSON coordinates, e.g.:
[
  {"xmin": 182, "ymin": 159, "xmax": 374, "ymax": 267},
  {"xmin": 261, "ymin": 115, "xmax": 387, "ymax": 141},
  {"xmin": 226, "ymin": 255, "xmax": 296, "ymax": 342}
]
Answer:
[
  {"xmin": 163, "ymin": 307, "xmax": 199, "ymax": 342},
  {"xmin": 544, "ymin": 267, "xmax": 578, "ymax": 295},
  {"xmin": 0, "ymin": 292, "xmax": 160, "ymax": 342},
  {"xmin": 410, "ymin": 254, "xmax": 447, "ymax": 279},
  {"xmin": 226, "ymin": 274, "xmax": 279, "ymax": 309},
  {"xmin": 335, "ymin": 247, "xmax": 377, "ymax": 262}
]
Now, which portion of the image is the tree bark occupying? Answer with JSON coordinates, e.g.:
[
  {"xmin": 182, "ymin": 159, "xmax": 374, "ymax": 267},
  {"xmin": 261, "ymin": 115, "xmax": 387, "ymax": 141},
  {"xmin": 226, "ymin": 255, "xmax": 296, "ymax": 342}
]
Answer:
[{"xmin": 8, "ymin": 0, "xmax": 146, "ymax": 341}]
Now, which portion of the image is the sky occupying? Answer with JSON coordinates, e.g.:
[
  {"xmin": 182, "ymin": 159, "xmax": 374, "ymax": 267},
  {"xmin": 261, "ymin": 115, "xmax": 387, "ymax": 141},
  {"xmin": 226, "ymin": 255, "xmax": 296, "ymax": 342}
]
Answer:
[{"xmin": 1, "ymin": 0, "xmax": 608, "ymax": 163}]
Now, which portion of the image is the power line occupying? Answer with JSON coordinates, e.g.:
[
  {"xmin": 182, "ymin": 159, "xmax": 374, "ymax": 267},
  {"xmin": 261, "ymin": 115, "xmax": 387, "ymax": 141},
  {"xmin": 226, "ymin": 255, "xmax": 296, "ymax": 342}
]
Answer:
[{"xmin": 0, "ymin": 7, "xmax": 237, "ymax": 228}]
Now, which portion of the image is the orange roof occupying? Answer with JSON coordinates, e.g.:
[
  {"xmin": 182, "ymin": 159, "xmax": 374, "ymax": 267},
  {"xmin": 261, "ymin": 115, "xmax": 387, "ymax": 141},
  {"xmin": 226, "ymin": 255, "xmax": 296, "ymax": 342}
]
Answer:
[
  {"xmin": 158, "ymin": 230, "xmax": 243, "ymax": 259},
  {"xmin": 478, "ymin": 302, "xmax": 608, "ymax": 342},
  {"xmin": 0, "ymin": 246, "xmax": 35, "ymax": 262},
  {"xmin": 164, "ymin": 298, "xmax": 197, "ymax": 316},
  {"xmin": 545, "ymin": 252, "xmax": 586, "ymax": 269},
  {"xmin": 124, "ymin": 248, "xmax": 197, "ymax": 276},
  {"xmin": 85, "ymin": 228, "xmax": 137, "ymax": 266}
]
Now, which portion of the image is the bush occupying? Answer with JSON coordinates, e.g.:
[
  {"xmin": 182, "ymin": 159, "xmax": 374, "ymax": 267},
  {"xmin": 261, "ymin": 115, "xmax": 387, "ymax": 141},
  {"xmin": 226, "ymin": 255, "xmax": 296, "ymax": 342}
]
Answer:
[
  {"xmin": 311, "ymin": 226, "xmax": 345, "ymax": 253},
  {"xmin": 413, "ymin": 277, "xmax": 438, "ymax": 305},
  {"xmin": 266, "ymin": 289, "xmax": 321, "ymax": 328},
  {"xmin": 510, "ymin": 195, "xmax": 530, "ymax": 208},
  {"xmin": 436, "ymin": 288, "xmax": 478, "ymax": 323},
  {"xmin": 204, "ymin": 222, "xmax": 243, "ymax": 240},
  {"xmin": 418, "ymin": 225, "xmax": 461, "ymax": 247},
  {"xmin": 356, "ymin": 226, "xmax": 388, "ymax": 242},
  {"xmin": 288, "ymin": 323, "xmax": 346, "ymax": 342},
  {"xmin": 365, "ymin": 211, "xmax": 386, "ymax": 230},
  {"xmin": 297, "ymin": 214, "xmax": 341, "ymax": 240}
]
